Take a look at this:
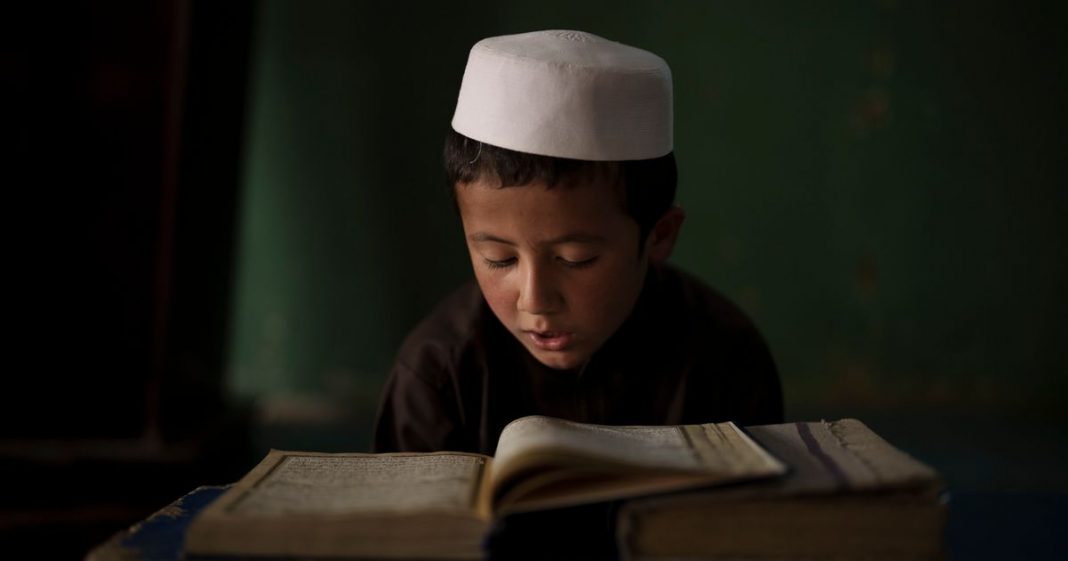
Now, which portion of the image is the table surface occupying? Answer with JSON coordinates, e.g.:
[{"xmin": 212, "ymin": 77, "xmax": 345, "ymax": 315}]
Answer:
[
  {"xmin": 86, "ymin": 485, "xmax": 229, "ymax": 561},
  {"xmin": 85, "ymin": 486, "xmax": 1068, "ymax": 561}
]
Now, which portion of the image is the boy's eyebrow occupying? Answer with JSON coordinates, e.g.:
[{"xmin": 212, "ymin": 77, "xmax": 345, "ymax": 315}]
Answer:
[{"xmin": 469, "ymin": 232, "xmax": 606, "ymax": 246}]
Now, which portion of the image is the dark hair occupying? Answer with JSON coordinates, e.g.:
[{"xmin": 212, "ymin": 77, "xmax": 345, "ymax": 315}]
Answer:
[{"xmin": 443, "ymin": 129, "xmax": 677, "ymax": 252}]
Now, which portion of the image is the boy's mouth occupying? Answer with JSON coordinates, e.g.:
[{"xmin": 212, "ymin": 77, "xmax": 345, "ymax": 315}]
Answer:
[{"xmin": 525, "ymin": 330, "xmax": 573, "ymax": 351}]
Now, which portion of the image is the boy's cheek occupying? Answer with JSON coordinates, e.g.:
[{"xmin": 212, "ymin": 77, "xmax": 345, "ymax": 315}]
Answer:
[{"xmin": 477, "ymin": 281, "xmax": 516, "ymax": 325}]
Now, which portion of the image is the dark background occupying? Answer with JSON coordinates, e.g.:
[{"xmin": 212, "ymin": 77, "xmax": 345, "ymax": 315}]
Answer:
[{"xmin": 2, "ymin": 1, "xmax": 1065, "ymax": 559}]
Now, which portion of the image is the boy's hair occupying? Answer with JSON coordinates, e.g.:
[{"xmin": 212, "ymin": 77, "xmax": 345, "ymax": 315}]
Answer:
[{"xmin": 444, "ymin": 129, "xmax": 678, "ymax": 252}]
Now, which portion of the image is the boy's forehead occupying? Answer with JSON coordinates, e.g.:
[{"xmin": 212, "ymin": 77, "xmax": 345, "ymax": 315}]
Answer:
[
  {"xmin": 451, "ymin": 30, "xmax": 673, "ymax": 162},
  {"xmin": 457, "ymin": 177, "xmax": 636, "ymax": 237}
]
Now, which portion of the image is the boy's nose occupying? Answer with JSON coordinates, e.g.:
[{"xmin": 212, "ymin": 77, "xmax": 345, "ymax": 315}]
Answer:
[{"xmin": 517, "ymin": 264, "xmax": 562, "ymax": 315}]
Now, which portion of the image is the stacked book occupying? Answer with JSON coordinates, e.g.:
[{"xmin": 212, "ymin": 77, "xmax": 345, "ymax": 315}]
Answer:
[
  {"xmin": 617, "ymin": 419, "xmax": 946, "ymax": 561},
  {"xmin": 171, "ymin": 416, "xmax": 945, "ymax": 560}
]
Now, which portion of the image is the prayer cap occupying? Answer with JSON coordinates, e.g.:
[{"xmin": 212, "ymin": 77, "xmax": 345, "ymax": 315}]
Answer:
[{"xmin": 451, "ymin": 30, "xmax": 673, "ymax": 161}]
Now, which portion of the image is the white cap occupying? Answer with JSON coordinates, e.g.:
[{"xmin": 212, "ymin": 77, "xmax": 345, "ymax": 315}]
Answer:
[{"xmin": 451, "ymin": 30, "xmax": 673, "ymax": 161}]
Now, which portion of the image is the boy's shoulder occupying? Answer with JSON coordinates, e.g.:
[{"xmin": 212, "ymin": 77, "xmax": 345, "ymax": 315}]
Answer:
[
  {"xmin": 406, "ymin": 281, "xmax": 485, "ymax": 340},
  {"xmin": 651, "ymin": 263, "xmax": 764, "ymax": 341},
  {"xmin": 391, "ymin": 280, "xmax": 495, "ymax": 384}
]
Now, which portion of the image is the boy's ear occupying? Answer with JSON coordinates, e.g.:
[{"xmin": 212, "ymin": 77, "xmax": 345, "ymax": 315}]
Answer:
[{"xmin": 645, "ymin": 206, "xmax": 686, "ymax": 264}]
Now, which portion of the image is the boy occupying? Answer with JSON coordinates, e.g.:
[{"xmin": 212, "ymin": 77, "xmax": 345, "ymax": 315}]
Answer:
[{"xmin": 374, "ymin": 30, "xmax": 782, "ymax": 456}]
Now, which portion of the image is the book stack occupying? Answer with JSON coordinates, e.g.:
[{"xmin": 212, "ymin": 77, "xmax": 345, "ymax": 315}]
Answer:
[
  {"xmin": 175, "ymin": 416, "xmax": 945, "ymax": 560},
  {"xmin": 616, "ymin": 419, "xmax": 947, "ymax": 561}
]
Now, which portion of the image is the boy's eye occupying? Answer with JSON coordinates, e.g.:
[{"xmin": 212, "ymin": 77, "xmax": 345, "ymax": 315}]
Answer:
[
  {"xmin": 558, "ymin": 256, "xmax": 598, "ymax": 269},
  {"xmin": 483, "ymin": 257, "xmax": 516, "ymax": 269}
]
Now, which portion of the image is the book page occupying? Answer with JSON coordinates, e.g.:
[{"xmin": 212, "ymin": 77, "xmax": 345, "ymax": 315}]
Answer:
[
  {"xmin": 489, "ymin": 417, "xmax": 785, "ymax": 512},
  {"xmin": 495, "ymin": 416, "xmax": 702, "ymax": 477},
  {"xmin": 493, "ymin": 417, "xmax": 786, "ymax": 496},
  {"xmin": 228, "ymin": 452, "xmax": 487, "ymax": 515},
  {"xmin": 681, "ymin": 422, "xmax": 786, "ymax": 476}
]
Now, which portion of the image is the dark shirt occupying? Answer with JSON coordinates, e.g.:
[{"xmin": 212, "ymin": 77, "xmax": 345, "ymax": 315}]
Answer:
[{"xmin": 373, "ymin": 263, "xmax": 783, "ymax": 455}]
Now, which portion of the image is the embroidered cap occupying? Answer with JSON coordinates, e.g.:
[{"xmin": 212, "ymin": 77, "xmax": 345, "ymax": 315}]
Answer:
[{"xmin": 451, "ymin": 30, "xmax": 673, "ymax": 161}]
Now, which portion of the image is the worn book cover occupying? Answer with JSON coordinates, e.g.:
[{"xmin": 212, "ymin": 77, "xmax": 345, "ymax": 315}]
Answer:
[{"xmin": 617, "ymin": 418, "xmax": 947, "ymax": 561}]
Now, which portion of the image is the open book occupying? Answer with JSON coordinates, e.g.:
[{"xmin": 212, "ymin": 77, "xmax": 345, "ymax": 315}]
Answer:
[{"xmin": 184, "ymin": 415, "xmax": 785, "ymax": 559}]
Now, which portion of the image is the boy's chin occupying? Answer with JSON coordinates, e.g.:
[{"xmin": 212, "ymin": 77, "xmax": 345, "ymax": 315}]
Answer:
[{"xmin": 525, "ymin": 347, "xmax": 589, "ymax": 371}]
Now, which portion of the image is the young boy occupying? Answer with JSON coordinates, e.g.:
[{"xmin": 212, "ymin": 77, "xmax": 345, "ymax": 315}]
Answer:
[{"xmin": 373, "ymin": 30, "xmax": 782, "ymax": 456}]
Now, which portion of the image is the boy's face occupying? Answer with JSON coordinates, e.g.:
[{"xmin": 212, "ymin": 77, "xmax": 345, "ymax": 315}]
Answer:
[{"xmin": 456, "ymin": 175, "xmax": 648, "ymax": 370}]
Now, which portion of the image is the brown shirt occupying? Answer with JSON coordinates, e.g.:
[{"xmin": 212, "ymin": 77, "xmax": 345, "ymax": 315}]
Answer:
[{"xmin": 372, "ymin": 263, "xmax": 783, "ymax": 455}]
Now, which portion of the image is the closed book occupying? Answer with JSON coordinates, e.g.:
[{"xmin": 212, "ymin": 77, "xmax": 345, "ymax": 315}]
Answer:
[{"xmin": 617, "ymin": 419, "xmax": 947, "ymax": 561}]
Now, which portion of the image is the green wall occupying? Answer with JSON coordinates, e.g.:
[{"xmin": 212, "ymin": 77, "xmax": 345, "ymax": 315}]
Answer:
[{"xmin": 227, "ymin": 1, "xmax": 1066, "ymax": 442}]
